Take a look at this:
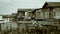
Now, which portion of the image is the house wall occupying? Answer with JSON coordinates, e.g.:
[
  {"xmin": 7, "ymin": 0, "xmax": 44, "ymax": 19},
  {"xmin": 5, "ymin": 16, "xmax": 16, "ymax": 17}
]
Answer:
[
  {"xmin": 53, "ymin": 8, "xmax": 60, "ymax": 19},
  {"xmin": 36, "ymin": 8, "xmax": 59, "ymax": 19},
  {"xmin": 43, "ymin": 9, "xmax": 50, "ymax": 19},
  {"xmin": 36, "ymin": 9, "xmax": 50, "ymax": 19},
  {"xmin": 38, "ymin": 8, "xmax": 60, "ymax": 19},
  {"xmin": 36, "ymin": 9, "xmax": 44, "ymax": 19}
]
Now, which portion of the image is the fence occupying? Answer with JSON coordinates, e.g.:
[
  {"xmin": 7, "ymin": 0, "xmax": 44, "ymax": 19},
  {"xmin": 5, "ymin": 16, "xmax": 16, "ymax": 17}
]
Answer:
[{"xmin": 0, "ymin": 21, "xmax": 60, "ymax": 34}]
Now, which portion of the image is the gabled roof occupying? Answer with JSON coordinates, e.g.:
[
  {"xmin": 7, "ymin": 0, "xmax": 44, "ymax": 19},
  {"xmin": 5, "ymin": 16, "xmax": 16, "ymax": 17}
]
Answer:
[
  {"xmin": 42, "ymin": 2, "xmax": 60, "ymax": 8},
  {"xmin": 47, "ymin": 2, "xmax": 60, "ymax": 6}
]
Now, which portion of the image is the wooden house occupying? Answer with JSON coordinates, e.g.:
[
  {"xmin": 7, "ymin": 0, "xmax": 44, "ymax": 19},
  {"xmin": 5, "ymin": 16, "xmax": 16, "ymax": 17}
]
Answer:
[
  {"xmin": 35, "ymin": 2, "xmax": 60, "ymax": 21},
  {"xmin": 42, "ymin": 2, "xmax": 60, "ymax": 19},
  {"xmin": 17, "ymin": 9, "xmax": 35, "ymax": 21}
]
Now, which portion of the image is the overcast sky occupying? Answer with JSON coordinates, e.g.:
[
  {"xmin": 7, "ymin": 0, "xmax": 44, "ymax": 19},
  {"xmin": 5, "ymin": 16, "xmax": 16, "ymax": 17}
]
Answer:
[{"xmin": 0, "ymin": 0, "xmax": 60, "ymax": 15}]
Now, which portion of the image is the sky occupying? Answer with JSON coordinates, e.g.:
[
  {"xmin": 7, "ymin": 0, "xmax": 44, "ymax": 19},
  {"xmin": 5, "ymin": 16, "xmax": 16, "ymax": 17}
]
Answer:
[{"xmin": 0, "ymin": 0, "xmax": 60, "ymax": 15}]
